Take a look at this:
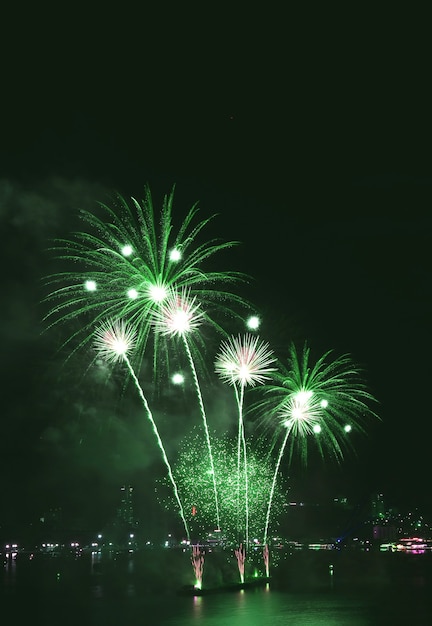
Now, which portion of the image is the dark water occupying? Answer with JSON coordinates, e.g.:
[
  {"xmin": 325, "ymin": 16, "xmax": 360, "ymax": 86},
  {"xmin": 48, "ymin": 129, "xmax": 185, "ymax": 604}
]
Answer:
[{"xmin": 2, "ymin": 550, "xmax": 432, "ymax": 625}]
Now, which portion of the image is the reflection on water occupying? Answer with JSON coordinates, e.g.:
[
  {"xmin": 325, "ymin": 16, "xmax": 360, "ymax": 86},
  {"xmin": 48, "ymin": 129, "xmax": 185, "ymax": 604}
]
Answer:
[
  {"xmin": 176, "ymin": 591, "xmax": 370, "ymax": 626},
  {"xmin": 2, "ymin": 550, "xmax": 432, "ymax": 625}
]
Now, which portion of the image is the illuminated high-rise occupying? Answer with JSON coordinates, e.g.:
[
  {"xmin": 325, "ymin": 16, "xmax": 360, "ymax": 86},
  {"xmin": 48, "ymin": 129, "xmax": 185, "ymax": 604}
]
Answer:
[{"xmin": 117, "ymin": 485, "xmax": 135, "ymax": 526}]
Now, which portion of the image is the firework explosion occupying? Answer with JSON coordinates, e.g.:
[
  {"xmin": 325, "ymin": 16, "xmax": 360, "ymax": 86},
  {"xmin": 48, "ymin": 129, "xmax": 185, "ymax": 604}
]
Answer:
[
  {"xmin": 215, "ymin": 334, "xmax": 276, "ymax": 550},
  {"xmin": 43, "ymin": 185, "xmax": 250, "ymax": 379},
  {"xmin": 44, "ymin": 184, "xmax": 381, "ymax": 590},
  {"xmin": 158, "ymin": 430, "xmax": 287, "ymax": 547},
  {"xmin": 94, "ymin": 318, "xmax": 190, "ymax": 541},
  {"xmin": 254, "ymin": 341, "xmax": 378, "ymax": 547}
]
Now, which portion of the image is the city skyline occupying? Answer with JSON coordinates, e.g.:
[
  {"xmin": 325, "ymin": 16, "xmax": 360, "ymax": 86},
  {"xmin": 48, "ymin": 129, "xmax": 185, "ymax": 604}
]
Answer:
[{"xmin": 2, "ymin": 481, "xmax": 430, "ymax": 551}]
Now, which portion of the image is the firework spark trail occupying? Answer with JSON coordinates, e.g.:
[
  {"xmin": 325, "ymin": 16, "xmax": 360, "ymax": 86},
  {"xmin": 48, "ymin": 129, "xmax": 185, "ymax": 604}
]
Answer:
[
  {"xmin": 123, "ymin": 354, "xmax": 190, "ymax": 541},
  {"xmin": 234, "ymin": 543, "xmax": 246, "ymax": 584},
  {"xmin": 263, "ymin": 426, "xmax": 290, "ymax": 547},
  {"xmin": 191, "ymin": 545, "xmax": 205, "ymax": 589},
  {"xmin": 263, "ymin": 543, "xmax": 270, "ymax": 578},
  {"xmin": 233, "ymin": 382, "xmax": 248, "ymax": 549},
  {"xmin": 94, "ymin": 318, "xmax": 190, "ymax": 541},
  {"xmin": 153, "ymin": 287, "xmax": 221, "ymax": 531},
  {"xmin": 263, "ymin": 389, "xmax": 319, "ymax": 547},
  {"xmin": 215, "ymin": 334, "xmax": 276, "ymax": 554},
  {"xmin": 182, "ymin": 334, "xmax": 221, "ymax": 531}
]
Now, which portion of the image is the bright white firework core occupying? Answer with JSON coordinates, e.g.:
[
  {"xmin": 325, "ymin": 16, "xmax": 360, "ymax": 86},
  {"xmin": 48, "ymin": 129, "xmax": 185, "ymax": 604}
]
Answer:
[
  {"xmin": 153, "ymin": 289, "xmax": 203, "ymax": 337},
  {"xmin": 122, "ymin": 244, "xmax": 133, "ymax": 257},
  {"xmin": 246, "ymin": 316, "xmax": 260, "ymax": 330},
  {"xmin": 85, "ymin": 280, "xmax": 97, "ymax": 291},
  {"xmin": 112, "ymin": 338, "xmax": 128, "ymax": 355},
  {"xmin": 171, "ymin": 310, "xmax": 190, "ymax": 334},
  {"xmin": 320, "ymin": 399, "xmax": 328, "ymax": 408},
  {"xmin": 313, "ymin": 424, "xmax": 321, "ymax": 434},
  {"xmin": 291, "ymin": 406, "xmax": 305, "ymax": 420},
  {"xmin": 295, "ymin": 390, "xmax": 313, "ymax": 404},
  {"xmin": 172, "ymin": 373, "xmax": 185, "ymax": 385},
  {"xmin": 148, "ymin": 284, "xmax": 167, "ymax": 303},
  {"xmin": 238, "ymin": 364, "xmax": 251, "ymax": 384},
  {"xmin": 344, "ymin": 424, "xmax": 352, "ymax": 433},
  {"xmin": 127, "ymin": 288, "xmax": 138, "ymax": 299},
  {"xmin": 170, "ymin": 248, "xmax": 182, "ymax": 262}
]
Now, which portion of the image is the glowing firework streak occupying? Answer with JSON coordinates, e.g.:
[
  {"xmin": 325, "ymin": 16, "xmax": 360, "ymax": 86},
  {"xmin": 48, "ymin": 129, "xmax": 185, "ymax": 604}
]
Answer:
[
  {"xmin": 94, "ymin": 319, "xmax": 190, "ymax": 541},
  {"xmin": 235, "ymin": 385, "xmax": 246, "ymax": 543},
  {"xmin": 263, "ymin": 543, "xmax": 270, "ymax": 578},
  {"xmin": 215, "ymin": 334, "xmax": 276, "ymax": 551},
  {"xmin": 191, "ymin": 545, "xmax": 205, "ymax": 589},
  {"xmin": 234, "ymin": 543, "xmax": 246, "ymax": 584},
  {"xmin": 153, "ymin": 289, "xmax": 221, "ymax": 531}
]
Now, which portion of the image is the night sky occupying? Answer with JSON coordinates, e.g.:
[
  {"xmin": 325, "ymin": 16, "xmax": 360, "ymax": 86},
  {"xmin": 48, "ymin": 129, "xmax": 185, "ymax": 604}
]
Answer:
[{"xmin": 1, "ymin": 8, "xmax": 431, "ymax": 535}]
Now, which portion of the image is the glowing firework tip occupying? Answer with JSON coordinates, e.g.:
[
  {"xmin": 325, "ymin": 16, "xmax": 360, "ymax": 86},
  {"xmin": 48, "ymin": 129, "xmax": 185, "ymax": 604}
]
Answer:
[
  {"xmin": 121, "ymin": 244, "xmax": 133, "ymax": 257},
  {"xmin": 85, "ymin": 280, "xmax": 97, "ymax": 292},
  {"xmin": 172, "ymin": 373, "xmax": 185, "ymax": 385},
  {"xmin": 246, "ymin": 315, "xmax": 260, "ymax": 330},
  {"xmin": 127, "ymin": 288, "xmax": 138, "ymax": 299},
  {"xmin": 169, "ymin": 248, "xmax": 182, "ymax": 262}
]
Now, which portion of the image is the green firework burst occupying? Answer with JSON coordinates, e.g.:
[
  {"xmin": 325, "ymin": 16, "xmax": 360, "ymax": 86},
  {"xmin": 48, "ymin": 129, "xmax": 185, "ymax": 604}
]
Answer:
[
  {"xmin": 158, "ymin": 430, "xmax": 287, "ymax": 546},
  {"xmin": 256, "ymin": 342, "xmax": 379, "ymax": 465},
  {"xmin": 43, "ymin": 185, "xmax": 250, "ymax": 379}
]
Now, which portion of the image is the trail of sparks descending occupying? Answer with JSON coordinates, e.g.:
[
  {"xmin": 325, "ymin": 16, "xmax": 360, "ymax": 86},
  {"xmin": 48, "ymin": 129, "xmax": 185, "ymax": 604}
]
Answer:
[
  {"xmin": 94, "ymin": 319, "xmax": 190, "ymax": 541},
  {"xmin": 215, "ymin": 334, "xmax": 276, "ymax": 552},
  {"xmin": 263, "ymin": 427, "xmax": 290, "ymax": 548},
  {"xmin": 233, "ymin": 383, "xmax": 247, "ymax": 547},
  {"xmin": 182, "ymin": 335, "xmax": 220, "ymax": 531},
  {"xmin": 123, "ymin": 353, "xmax": 190, "ymax": 541},
  {"xmin": 153, "ymin": 288, "xmax": 220, "ymax": 531}
]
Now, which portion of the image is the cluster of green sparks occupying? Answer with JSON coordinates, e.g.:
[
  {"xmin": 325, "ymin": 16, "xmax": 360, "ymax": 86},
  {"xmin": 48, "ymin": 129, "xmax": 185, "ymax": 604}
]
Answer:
[
  {"xmin": 44, "ymin": 185, "xmax": 379, "ymax": 584},
  {"xmin": 158, "ymin": 430, "xmax": 287, "ymax": 547}
]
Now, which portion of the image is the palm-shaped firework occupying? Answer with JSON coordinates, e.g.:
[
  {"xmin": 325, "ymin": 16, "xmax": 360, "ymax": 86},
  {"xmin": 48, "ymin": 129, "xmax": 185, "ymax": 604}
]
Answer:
[
  {"xmin": 94, "ymin": 318, "xmax": 190, "ymax": 542},
  {"xmin": 215, "ymin": 334, "xmax": 276, "ymax": 554},
  {"xmin": 43, "ymin": 185, "xmax": 250, "ymax": 379},
  {"xmin": 255, "ymin": 341, "xmax": 379, "ymax": 559}
]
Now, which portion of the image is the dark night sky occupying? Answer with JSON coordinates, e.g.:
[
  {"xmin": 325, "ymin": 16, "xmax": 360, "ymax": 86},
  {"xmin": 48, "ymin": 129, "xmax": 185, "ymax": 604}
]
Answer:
[{"xmin": 1, "ymin": 8, "xmax": 431, "ymax": 534}]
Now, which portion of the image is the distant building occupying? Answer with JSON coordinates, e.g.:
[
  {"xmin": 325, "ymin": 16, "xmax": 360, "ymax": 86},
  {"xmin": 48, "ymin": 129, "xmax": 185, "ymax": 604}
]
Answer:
[
  {"xmin": 102, "ymin": 485, "xmax": 138, "ymax": 547},
  {"xmin": 117, "ymin": 485, "xmax": 135, "ymax": 526}
]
